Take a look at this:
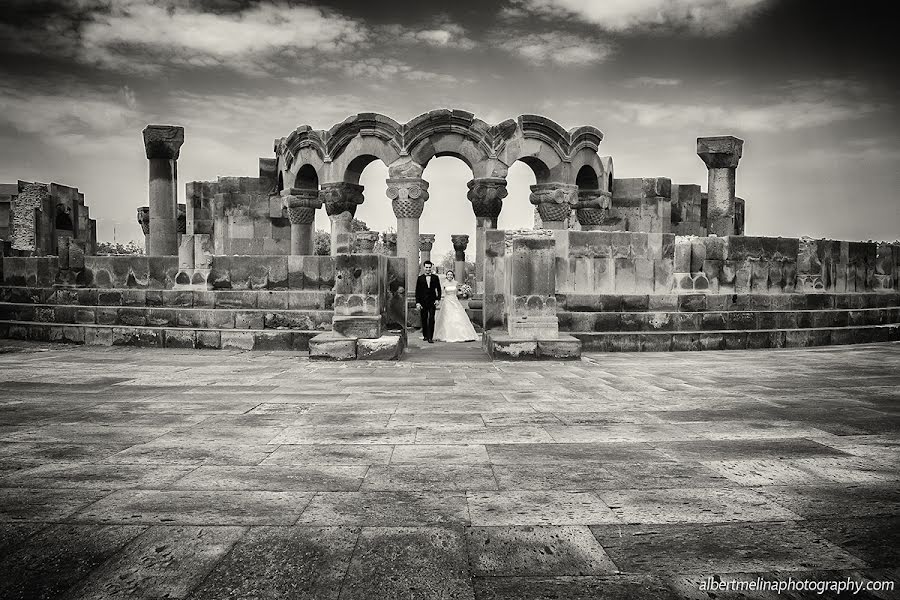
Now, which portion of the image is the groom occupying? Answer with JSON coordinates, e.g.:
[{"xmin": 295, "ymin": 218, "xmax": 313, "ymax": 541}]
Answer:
[{"xmin": 415, "ymin": 260, "xmax": 441, "ymax": 343}]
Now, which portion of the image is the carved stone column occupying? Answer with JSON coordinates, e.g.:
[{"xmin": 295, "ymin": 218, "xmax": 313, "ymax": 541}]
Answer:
[
  {"xmin": 467, "ymin": 177, "xmax": 507, "ymax": 294},
  {"xmin": 451, "ymin": 234, "xmax": 469, "ymax": 284},
  {"xmin": 697, "ymin": 136, "xmax": 743, "ymax": 237},
  {"xmin": 137, "ymin": 206, "xmax": 150, "ymax": 253},
  {"xmin": 382, "ymin": 232, "xmax": 397, "ymax": 256},
  {"xmin": 386, "ymin": 165, "xmax": 429, "ymax": 294},
  {"xmin": 282, "ymin": 188, "xmax": 322, "ymax": 255},
  {"xmin": 321, "ymin": 182, "xmax": 364, "ymax": 255},
  {"xmin": 530, "ymin": 183, "xmax": 578, "ymax": 230},
  {"xmin": 418, "ymin": 234, "xmax": 435, "ymax": 268},
  {"xmin": 354, "ymin": 231, "xmax": 379, "ymax": 253},
  {"xmin": 142, "ymin": 125, "xmax": 184, "ymax": 256},
  {"xmin": 574, "ymin": 190, "xmax": 612, "ymax": 230}
]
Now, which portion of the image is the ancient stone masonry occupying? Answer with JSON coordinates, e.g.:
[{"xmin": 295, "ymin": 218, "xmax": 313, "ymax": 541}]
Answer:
[
  {"xmin": 1, "ymin": 180, "xmax": 97, "ymax": 259},
  {"xmin": 530, "ymin": 183, "xmax": 579, "ymax": 229},
  {"xmin": 143, "ymin": 125, "xmax": 184, "ymax": 256},
  {"xmin": 697, "ymin": 136, "xmax": 743, "ymax": 237},
  {"xmin": 2, "ymin": 111, "xmax": 898, "ymax": 358},
  {"xmin": 451, "ymin": 234, "xmax": 469, "ymax": 281}
]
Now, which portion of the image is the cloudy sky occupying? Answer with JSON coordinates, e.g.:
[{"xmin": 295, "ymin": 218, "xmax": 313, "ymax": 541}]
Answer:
[{"xmin": 1, "ymin": 0, "xmax": 897, "ymax": 261}]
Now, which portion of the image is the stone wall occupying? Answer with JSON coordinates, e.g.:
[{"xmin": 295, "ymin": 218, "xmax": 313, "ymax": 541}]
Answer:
[
  {"xmin": 674, "ymin": 236, "xmax": 899, "ymax": 295},
  {"xmin": 0, "ymin": 181, "xmax": 97, "ymax": 257},
  {"xmin": 187, "ymin": 175, "xmax": 291, "ymax": 255},
  {"xmin": 554, "ymin": 231, "xmax": 676, "ymax": 295},
  {"xmin": 611, "ymin": 178, "xmax": 672, "ymax": 234}
]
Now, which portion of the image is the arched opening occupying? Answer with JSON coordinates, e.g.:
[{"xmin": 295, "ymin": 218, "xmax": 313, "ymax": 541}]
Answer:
[
  {"xmin": 295, "ymin": 164, "xmax": 318, "ymax": 190},
  {"xmin": 576, "ymin": 165, "xmax": 600, "ymax": 191},
  {"xmin": 55, "ymin": 204, "xmax": 73, "ymax": 231},
  {"xmin": 420, "ymin": 156, "xmax": 475, "ymax": 276},
  {"xmin": 505, "ymin": 161, "xmax": 539, "ymax": 230},
  {"xmin": 276, "ymin": 171, "xmax": 284, "ymax": 193},
  {"xmin": 608, "ymin": 173, "xmax": 614, "ymax": 194},
  {"xmin": 328, "ymin": 156, "xmax": 390, "ymax": 239}
]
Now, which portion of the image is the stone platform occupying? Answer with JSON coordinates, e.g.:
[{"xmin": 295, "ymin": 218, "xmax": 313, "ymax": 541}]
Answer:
[{"xmin": 0, "ymin": 340, "xmax": 897, "ymax": 599}]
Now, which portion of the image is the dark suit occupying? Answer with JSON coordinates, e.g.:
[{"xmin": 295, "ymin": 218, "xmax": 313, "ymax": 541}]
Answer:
[{"xmin": 415, "ymin": 273, "xmax": 442, "ymax": 341}]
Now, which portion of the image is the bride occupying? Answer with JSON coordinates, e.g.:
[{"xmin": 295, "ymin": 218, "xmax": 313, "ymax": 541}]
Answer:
[{"xmin": 433, "ymin": 270, "xmax": 477, "ymax": 342}]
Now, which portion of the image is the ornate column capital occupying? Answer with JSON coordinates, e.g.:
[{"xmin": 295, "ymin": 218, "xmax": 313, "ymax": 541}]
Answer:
[
  {"xmin": 451, "ymin": 234, "xmax": 469, "ymax": 252},
  {"xmin": 137, "ymin": 206, "xmax": 150, "ymax": 235},
  {"xmin": 320, "ymin": 182, "xmax": 364, "ymax": 217},
  {"xmin": 282, "ymin": 189, "xmax": 322, "ymax": 225},
  {"xmin": 382, "ymin": 232, "xmax": 398, "ymax": 255},
  {"xmin": 354, "ymin": 230, "xmax": 380, "ymax": 253},
  {"xmin": 142, "ymin": 125, "xmax": 185, "ymax": 160},
  {"xmin": 386, "ymin": 178, "xmax": 429, "ymax": 219},
  {"xmin": 467, "ymin": 178, "xmax": 508, "ymax": 218},
  {"xmin": 451, "ymin": 234, "xmax": 469, "ymax": 260},
  {"xmin": 418, "ymin": 233, "xmax": 435, "ymax": 252},
  {"xmin": 530, "ymin": 183, "xmax": 578, "ymax": 223},
  {"xmin": 697, "ymin": 136, "xmax": 743, "ymax": 169},
  {"xmin": 574, "ymin": 189, "xmax": 612, "ymax": 226}
]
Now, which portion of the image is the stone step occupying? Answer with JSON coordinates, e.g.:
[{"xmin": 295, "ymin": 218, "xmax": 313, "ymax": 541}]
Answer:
[
  {"xmin": 0, "ymin": 286, "xmax": 334, "ymax": 310},
  {"xmin": 558, "ymin": 307, "xmax": 900, "ymax": 333},
  {"xmin": 0, "ymin": 302, "xmax": 333, "ymax": 331},
  {"xmin": 572, "ymin": 324, "xmax": 900, "ymax": 352},
  {"xmin": 556, "ymin": 292, "xmax": 900, "ymax": 312},
  {"xmin": 0, "ymin": 320, "xmax": 319, "ymax": 351}
]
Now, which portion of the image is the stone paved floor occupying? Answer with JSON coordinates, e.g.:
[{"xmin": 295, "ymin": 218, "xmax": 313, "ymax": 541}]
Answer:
[{"xmin": 0, "ymin": 339, "xmax": 898, "ymax": 599}]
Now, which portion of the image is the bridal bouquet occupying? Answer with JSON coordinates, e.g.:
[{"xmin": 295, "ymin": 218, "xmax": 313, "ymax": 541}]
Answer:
[{"xmin": 457, "ymin": 283, "xmax": 472, "ymax": 299}]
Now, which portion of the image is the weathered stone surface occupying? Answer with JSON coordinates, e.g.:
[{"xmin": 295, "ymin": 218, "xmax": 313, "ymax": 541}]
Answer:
[
  {"xmin": 308, "ymin": 332, "xmax": 357, "ymax": 360},
  {"xmin": 467, "ymin": 525, "xmax": 618, "ymax": 576},
  {"xmin": 338, "ymin": 527, "xmax": 474, "ymax": 600}
]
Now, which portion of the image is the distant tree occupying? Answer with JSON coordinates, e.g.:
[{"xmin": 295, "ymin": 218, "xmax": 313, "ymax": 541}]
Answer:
[
  {"xmin": 314, "ymin": 218, "xmax": 370, "ymax": 255},
  {"xmin": 96, "ymin": 240, "xmax": 144, "ymax": 255}
]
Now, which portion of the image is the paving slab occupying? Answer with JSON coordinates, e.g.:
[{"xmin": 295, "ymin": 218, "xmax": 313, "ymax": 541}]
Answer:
[
  {"xmin": 467, "ymin": 491, "xmax": 620, "ymax": 525},
  {"xmin": 0, "ymin": 341, "xmax": 898, "ymax": 599},
  {"xmin": 170, "ymin": 464, "xmax": 367, "ymax": 491},
  {"xmin": 467, "ymin": 525, "xmax": 619, "ymax": 576},
  {"xmin": 188, "ymin": 526, "xmax": 359, "ymax": 600},
  {"xmin": 598, "ymin": 487, "xmax": 802, "ymax": 524},
  {"xmin": 338, "ymin": 527, "xmax": 475, "ymax": 600},
  {"xmin": 296, "ymin": 491, "xmax": 470, "ymax": 525},
  {"xmin": 64, "ymin": 525, "xmax": 245, "ymax": 599},
  {"xmin": 69, "ymin": 489, "xmax": 315, "ymax": 525},
  {"xmin": 0, "ymin": 523, "xmax": 145, "ymax": 600},
  {"xmin": 590, "ymin": 521, "xmax": 867, "ymax": 574}
]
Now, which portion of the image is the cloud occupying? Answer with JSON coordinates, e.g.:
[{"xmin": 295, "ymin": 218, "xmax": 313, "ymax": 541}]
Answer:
[
  {"xmin": 609, "ymin": 99, "xmax": 877, "ymax": 132},
  {"xmin": 624, "ymin": 77, "xmax": 683, "ymax": 87},
  {"xmin": 0, "ymin": 1, "xmax": 476, "ymax": 79},
  {"xmin": 507, "ymin": 0, "xmax": 771, "ymax": 34},
  {"xmin": 380, "ymin": 21, "xmax": 477, "ymax": 50},
  {"xmin": 498, "ymin": 32, "xmax": 612, "ymax": 65},
  {"xmin": 0, "ymin": 80, "xmax": 144, "ymax": 154},
  {"xmin": 76, "ymin": 1, "xmax": 367, "ymax": 75}
]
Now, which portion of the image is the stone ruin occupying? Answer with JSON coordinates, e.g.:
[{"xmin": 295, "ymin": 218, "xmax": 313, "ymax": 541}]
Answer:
[{"xmin": 0, "ymin": 109, "xmax": 897, "ymax": 359}]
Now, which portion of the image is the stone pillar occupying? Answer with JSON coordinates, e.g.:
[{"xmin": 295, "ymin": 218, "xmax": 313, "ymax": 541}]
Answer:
[
  {"xmin": 354, "ymin": 231, "xmax": 379, "ymax": 253},
  {"xmin": 142, "ymin": 125, "xmax": 184, "ymax": 256},
  {"xmin": 382, "ymin": 232, "xmax": 397, "ymax": 256},
  {"xmin": 451, "ymin": 234, "xmax": 469, "ymax": 283},
  {"xmin": 530, "ymin": 183, "xmax": 578, "ymax": 230},
  {"xmin": 467, "ymin": 177, "xmax": 507, "ymax": 294},
  {"xmin": 574, "ymin": 190, "xmax": 613, "ymax": 231},
  {"xmin": 697, "ymin": 136, "xmax": 743, "ymax": 237},
  {"xmin": 418, "ymin": 234, "xmax": 435, "ymax": 268},
  {"xmin": 321, "ymin": 182, "xmax": 364, "ymax": 255},
  {"xmin": 386, "ymin": 162, "xmax": 429, "ymax": 296},
  {"xmin": 137, "ymin": 206, "xmax": 150, "ymax": 253},
  {"xmin": 282, "ymin": 188, "xmax": 321, "ymax": 255}
]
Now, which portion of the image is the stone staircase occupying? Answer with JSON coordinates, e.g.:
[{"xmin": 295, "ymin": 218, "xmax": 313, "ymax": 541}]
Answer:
[
  {"xmin": 557, "ymin": 291, "xmax": 900, "ymax": 351},
  {"xmin": 0, "ymin": 286, "xmax": 333, "ymax": 351}
]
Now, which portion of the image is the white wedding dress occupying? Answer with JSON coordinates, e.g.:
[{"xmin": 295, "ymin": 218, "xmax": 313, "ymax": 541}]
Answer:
[{"xmin": 433, "ymin": 281, "xmax": 477, "ymax": 342}]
